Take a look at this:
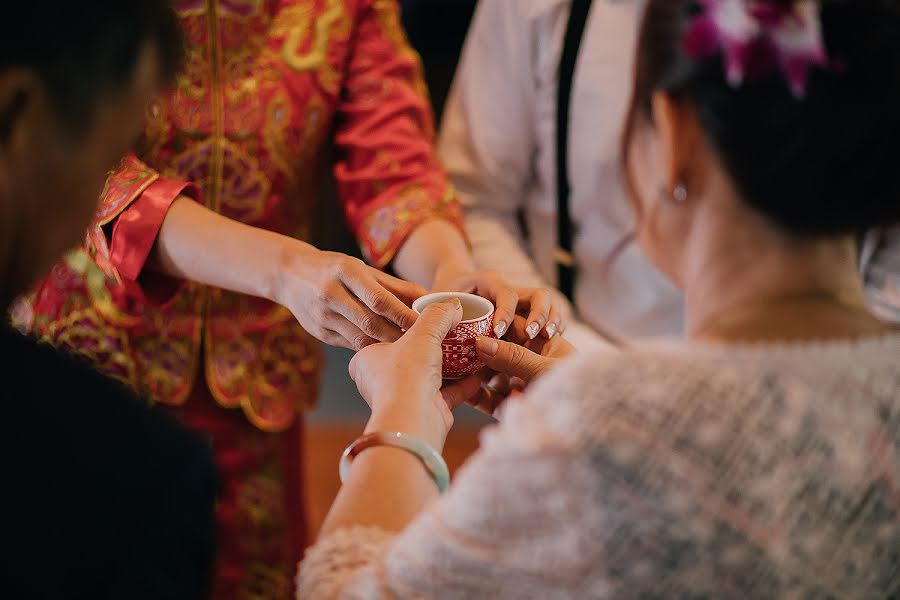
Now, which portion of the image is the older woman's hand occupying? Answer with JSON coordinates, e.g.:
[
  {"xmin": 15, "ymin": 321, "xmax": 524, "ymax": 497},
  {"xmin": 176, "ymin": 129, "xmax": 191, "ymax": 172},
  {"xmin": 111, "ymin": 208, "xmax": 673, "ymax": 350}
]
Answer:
[
  {"xmin": 348, "ymin": 299, "xmax": 483, "ymax": 449},
  {"xmin": 469, "ymin": 317, "xmax": 576, "ymax": 416}
]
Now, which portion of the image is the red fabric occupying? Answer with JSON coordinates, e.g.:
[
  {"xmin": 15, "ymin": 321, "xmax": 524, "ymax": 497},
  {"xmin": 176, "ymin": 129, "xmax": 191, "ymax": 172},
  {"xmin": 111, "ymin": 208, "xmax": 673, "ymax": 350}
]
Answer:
[
  {"xmin": 333, "ymin": 0, "xmax": 464, "ymax": 266},
  {"xmin": 108, "ymin": 178, "xmax": 201, "ymax": 305},
  {"xmin": 163, "ymin": 373, "xmax": 308, "ymax": 600},
  {"xmin": 18, "ymin": 5, "xmax": 458, "ymax": 595},
  {"xmin": 110, "ymin": 178, "xmax": 199, "ymax": 282},
  {"xmin": 22, "ymin": 1, "xmax": 461, "ymax": 428}
]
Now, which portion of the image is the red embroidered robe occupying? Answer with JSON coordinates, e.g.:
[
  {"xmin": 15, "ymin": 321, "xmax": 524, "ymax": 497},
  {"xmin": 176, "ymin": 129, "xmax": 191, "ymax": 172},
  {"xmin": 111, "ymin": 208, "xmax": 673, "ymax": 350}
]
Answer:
[
  {"xmin": 12, "ymin": 2, "xmax": 461, "ymax": 597},
  {"xmin": 17, "ymin": 0, "xmax": 461, "ymax": 432}
]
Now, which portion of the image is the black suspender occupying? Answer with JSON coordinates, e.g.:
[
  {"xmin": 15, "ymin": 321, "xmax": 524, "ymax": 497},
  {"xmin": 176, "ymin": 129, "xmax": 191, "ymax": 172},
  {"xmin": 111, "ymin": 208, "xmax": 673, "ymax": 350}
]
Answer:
[{"xmin": 556, "ymin": 0, "xmax": 593, "ymax": 301}]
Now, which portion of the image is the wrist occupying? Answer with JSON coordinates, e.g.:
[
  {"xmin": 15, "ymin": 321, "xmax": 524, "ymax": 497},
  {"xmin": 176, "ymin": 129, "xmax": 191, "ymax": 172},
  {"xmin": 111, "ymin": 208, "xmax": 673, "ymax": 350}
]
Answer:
[
  {"xmin": 268, "ymin": 237, "xmax": 316, "ymax": 306},
  {"xmin": 431, "ymin": 259, "xmax": 475, "ymax": 290},
  {"xmin": 365, "ymin": 389, "xmax": 450, "ymax": 451}
]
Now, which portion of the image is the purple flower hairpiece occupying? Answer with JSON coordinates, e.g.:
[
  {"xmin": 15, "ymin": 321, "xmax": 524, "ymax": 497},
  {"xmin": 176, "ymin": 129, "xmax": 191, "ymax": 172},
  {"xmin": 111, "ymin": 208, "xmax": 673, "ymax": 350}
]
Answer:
[{"xmin": 683, "ymin": 0, "xmax": 829, "ymax": 97}]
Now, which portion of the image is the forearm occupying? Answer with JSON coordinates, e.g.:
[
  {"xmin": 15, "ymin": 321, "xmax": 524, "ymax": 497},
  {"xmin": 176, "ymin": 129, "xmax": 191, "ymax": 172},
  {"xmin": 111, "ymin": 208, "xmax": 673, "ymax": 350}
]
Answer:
[
  {"xmin": 466, "ymin": 210, "xmax": 552, "ymax": 290},
  {"xmin": 392, "ymin": 219, "xmax": 475, "ymax": 289},
  {"xmin": 319, "ymin": 392, "xmax": 444, "ymax": 537},
  {"xmin": 150, "ymin": 197, "xmax": 307, "ymax": 303}
]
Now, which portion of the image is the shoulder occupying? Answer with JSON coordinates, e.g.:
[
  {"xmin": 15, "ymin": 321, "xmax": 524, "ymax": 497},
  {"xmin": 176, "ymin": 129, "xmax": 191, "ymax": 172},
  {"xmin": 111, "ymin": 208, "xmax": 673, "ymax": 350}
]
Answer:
[
  {"xmin": 0, "ymin": 330, "xmax": 216, "ymax": 592},
  {"xmin": 1, "ymin": 328, "xmax": 214, "ymax": 489},
  {"xmin": 490, "ymin": 344, "xmax": 760, "ymax": 451}
]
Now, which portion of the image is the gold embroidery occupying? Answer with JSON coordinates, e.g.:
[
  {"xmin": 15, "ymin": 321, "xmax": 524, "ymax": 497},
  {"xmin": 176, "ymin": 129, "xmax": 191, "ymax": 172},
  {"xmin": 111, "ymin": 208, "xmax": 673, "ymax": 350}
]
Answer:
[
  {"xmin": 141, "ymin": 98, "xmax": 173, "ymax": 161},
  {"xmin": 203, "ymin": 295, "xmax": 317, "ymax": 431},
  {"xmin": 169, "ymin": 138, "xmax": 272, "ymax": 222},
  {"xmin": 361, "ymin": 182, "xmax": 461, "ymax": 266},
  {"xmin": 43, "ymin": 307, "xmax": 138, "ymax": 387},
  {"xmin": 171, "ymin": 0, "xmax": 207, "ymax": 19},
  {"xmin": 137, "ymin": 333, "xmax": 200, "ymax": 404},
  {"xmin": 262, "ymin": 90, "xmax": 295, "ymax": 180},
  {"xmin": 96, "ymin": 176, "xmax": 159, "ymax": 228},
  {"xmin": 240, "ymin": 562, "xmax": 292, "ymax": 600},
  {"xmin": 263, "ymin": 90, "xmax": 328, "ymax": 184},
  {"xmin": 275, "ymin": 1, "xmax": 344, "ymax": 72},
  {"xmin": 372, "ymin": 0, "xmax": 430, "ymax": 102},
  {"xmin": 216, "ymin": 0, "xmax": 264, "ymax": 19},
  {"xmin": 65, "ymin": 251, "xmax": 138, "ymax": 328},
  {"xmin": 174, "ymin": 45, "xmax": 212, "ymax": 104}
]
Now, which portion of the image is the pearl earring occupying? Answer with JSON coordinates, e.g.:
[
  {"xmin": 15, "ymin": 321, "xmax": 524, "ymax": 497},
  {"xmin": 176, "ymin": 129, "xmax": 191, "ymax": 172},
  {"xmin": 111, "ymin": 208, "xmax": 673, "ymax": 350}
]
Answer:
[{"xmin": 661, "ymin": 183, "xmax": 688, "ymax": 204}]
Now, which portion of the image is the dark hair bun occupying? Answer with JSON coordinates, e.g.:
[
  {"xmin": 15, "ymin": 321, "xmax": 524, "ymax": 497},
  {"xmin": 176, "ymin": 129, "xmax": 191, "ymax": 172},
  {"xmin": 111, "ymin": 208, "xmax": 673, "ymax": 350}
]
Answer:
[{"xmin": 628, "ymin": 0, "xmax": 900, "ymax": 236}]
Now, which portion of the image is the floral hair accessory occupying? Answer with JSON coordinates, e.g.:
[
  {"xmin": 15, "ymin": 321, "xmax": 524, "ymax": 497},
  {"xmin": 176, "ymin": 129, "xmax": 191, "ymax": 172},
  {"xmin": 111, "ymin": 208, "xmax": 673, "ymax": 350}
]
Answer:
[{"xmin": 684, "ymin": 0, "xmax": 829, "ymax": 97}]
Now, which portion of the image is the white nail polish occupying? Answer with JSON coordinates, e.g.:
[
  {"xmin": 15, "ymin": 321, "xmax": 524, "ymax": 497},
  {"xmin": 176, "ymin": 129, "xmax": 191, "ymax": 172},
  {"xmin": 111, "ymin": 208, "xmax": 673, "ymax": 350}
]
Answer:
[
  {"xmin": 494, "ymin": 321, "xmax": 508, "ymax": 338},
  {"xmin": 545, "ymin": 323, "xmax": 558, "ymax": 338},
  {"xmin": 527, "ymin": 322, "xmax": 540, "ymax": 339}
]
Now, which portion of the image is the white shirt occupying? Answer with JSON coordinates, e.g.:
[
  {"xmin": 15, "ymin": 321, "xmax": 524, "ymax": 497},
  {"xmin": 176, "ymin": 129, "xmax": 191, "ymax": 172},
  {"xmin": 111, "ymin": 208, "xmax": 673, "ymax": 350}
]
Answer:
[{"xmin": 439, "ymin": 0, "xmax": 684, "ymax": 347}]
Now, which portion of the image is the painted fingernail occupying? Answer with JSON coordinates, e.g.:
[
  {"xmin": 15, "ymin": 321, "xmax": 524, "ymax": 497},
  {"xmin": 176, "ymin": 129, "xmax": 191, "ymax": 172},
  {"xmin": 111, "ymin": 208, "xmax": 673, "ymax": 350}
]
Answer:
[
  {"xmin": 494, "ymin": 320, "xmax": 508, "ymax": 338},
  {"xmin": 526, "ymin": 322, "xmax": 540, "ymax": 340},
  {"xmin": 545, "ymin": 322, "xmax": 558, "ymax": 338},
  {"xmin": 477, "ymin": 336, "xmax": 499, "ymax": 357}
]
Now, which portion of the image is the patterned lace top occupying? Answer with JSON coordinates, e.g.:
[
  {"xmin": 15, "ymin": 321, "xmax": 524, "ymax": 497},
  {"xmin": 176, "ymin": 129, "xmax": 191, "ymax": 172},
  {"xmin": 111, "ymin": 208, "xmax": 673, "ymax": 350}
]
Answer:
[{"xmin": 298, "ymin": 334, "xmax": 900, "ymax": 599}]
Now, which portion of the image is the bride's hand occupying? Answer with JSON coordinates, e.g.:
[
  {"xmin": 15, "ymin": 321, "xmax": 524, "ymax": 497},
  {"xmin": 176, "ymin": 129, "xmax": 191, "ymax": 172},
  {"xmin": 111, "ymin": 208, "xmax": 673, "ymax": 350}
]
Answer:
[{"xmin": 276, "ymin": 247, "xmax": 427, "ymax": 351}]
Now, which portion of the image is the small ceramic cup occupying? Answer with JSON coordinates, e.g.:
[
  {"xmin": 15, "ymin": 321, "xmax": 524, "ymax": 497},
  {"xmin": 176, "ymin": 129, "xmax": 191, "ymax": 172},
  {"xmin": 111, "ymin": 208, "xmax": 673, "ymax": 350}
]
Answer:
[{"xmin": 412, "ymin": 292, "xmax": 495, "ymax": 379}]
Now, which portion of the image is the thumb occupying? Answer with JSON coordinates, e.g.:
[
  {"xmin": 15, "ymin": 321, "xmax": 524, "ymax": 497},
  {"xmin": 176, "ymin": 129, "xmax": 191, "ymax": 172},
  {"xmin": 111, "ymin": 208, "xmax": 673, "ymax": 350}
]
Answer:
[
  {"xmin": 440, "ymin": 375, "xmax": 484, "ymax": 411},
  {"xmin": 475, "ymin": 337, "xmax": 552, "ymax": 383},
  {"xmin": 410, "ymin": 299, "xmax": 463, "ymax": 342}
]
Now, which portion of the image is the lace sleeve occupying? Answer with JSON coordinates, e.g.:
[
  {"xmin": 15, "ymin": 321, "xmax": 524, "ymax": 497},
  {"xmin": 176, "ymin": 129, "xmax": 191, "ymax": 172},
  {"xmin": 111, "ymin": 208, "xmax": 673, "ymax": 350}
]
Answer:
[
  {"xmin": 298, "ymin": 346, "xmax": 900, "ymax": 599},
  {"xmin": 296, "ymin": 526, "xmax": 395, "ymax": 599},
  {"xmin": 295, "ymin": 357, "xmax": 615, "ymax": 599}
]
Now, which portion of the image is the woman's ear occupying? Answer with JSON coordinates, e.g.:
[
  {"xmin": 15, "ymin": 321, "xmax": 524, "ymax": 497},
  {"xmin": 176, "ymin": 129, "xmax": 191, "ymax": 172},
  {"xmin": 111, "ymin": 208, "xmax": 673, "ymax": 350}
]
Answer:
[{"xmin": 650, "ymin": 91, "xmax": 702, "ymax": 194}]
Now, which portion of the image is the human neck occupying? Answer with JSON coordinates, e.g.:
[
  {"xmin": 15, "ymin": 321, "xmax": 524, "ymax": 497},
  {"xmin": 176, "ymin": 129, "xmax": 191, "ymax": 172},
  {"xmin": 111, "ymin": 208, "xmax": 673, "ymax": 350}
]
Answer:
[{"xmin": 681, "ymin": 211, "xmax": 879, "ymax": 342}]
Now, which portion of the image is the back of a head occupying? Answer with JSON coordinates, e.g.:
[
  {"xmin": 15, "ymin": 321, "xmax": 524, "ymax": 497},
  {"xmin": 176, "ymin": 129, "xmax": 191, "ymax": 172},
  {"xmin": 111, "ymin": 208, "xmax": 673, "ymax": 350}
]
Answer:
[
  {"xmin": 0, "ymin": 1, "xmax": 183, "ymax": 134},
  {"xmin": 624, "ymin": 0, "xmax": 900, "ymax": 237},
  {"xmin": 0, "ymin": 1, "xmax": 184, "ymax": 310}
]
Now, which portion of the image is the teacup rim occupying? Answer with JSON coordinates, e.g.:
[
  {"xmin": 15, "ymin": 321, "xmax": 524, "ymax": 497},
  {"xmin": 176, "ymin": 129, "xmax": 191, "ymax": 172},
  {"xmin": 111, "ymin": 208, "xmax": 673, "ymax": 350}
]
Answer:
[{"xmin": 412, "ymin": 292, "xmax": 494, "ymax": 324}]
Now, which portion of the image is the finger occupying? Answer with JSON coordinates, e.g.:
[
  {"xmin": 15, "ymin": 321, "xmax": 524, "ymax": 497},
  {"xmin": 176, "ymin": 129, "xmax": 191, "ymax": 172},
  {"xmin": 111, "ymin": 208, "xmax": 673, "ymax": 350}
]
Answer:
[
  {"xmin": 504, "ymin": 315, "xmax": 533, "ymax": 345},
  {"xmin": 409, "ymin": 299, "xmax": 464, "ymax": 343},
  {"xmin": 342, "ymin": 270, "xmax": 420, "ymax": 331},
  {"xmin": 521, "ymin": 289, "xmax": 552, "ymax": 340},
  {"xmin": 462, "ymin": 273, "xmax": 518, "ymax": 339},
  {"xmin": 320, "ymin": 328, "xmax": 357, "ymax": 351},
  {"xmin": 490, "ymin": 285, "xmax": 520, "ymax": 339},
  {"xmin": 484, "ymin": 373, "xmax": 512, "ymax": 397},
  {"xmin": 441, "ymin": 375, "xmax": 483, "ymax": 411},
  {"xmin": 509, "ymin": 377, "xmax": 528, "ymax": 392},
  {"xmin": 348, "ymin": 350, "xmax": 362, "ymax": 384},
  {"xmin": 554, "ymin": 296, "xmax": 572, "ymax": 335},
  {"xmin": 347, "ymin": 343, "xmax": 389, "ymax": 385},
  {"xmin": 329, "ymin": 314, "xmax": 380, "ymax": 351},
  {"xmin": 373, "ymin": 270, "xmax": 428, "ymax": 306},
  {"xmin": 468, "ymin": 384, "xmax": 504, "ymax": 417},
  {"xmin": 475, "ymin": 336, "xmax": 553, "ymax": 383},
  {"xmin": 543, "ymin": 301, "xmax": 561, "ymax": 339},
  {"xmin": 332, "ymin": 286, "xmax": 404, "ymax": 343}
]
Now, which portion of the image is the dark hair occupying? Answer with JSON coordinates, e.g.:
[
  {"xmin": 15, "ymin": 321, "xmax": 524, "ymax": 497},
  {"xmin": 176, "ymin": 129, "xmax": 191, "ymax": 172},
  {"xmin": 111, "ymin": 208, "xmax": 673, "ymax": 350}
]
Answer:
[
  {"xmin": 0, "ymin": 1, "xmax": 184, "ymax": 135},
  {"xmin": 623, "ymin": 0, "xmax": 900, "ymax": 236}
]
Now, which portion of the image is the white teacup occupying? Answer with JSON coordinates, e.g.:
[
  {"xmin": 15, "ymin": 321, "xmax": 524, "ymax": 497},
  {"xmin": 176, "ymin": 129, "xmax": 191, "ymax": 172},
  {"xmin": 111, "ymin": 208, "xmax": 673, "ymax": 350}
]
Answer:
[{"xmin": 412, "ymin": 292, "xmax": 495, "ymax": 379}]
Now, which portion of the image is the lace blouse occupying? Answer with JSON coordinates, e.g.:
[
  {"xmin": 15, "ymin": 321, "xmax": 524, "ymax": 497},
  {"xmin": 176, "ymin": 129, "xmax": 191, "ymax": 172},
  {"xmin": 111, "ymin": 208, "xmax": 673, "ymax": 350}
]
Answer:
[{"xmin": 298, "ymin": 334, "xmax": 900, "ymax": 599}]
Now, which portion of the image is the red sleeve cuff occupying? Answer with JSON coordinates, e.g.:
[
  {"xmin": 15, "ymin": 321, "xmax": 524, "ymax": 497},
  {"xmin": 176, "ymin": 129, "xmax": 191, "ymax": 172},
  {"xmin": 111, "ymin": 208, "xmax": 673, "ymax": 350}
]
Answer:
[{"xmin": 108, "ymin": 178, "xmax": 201, "ymax": 305}]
